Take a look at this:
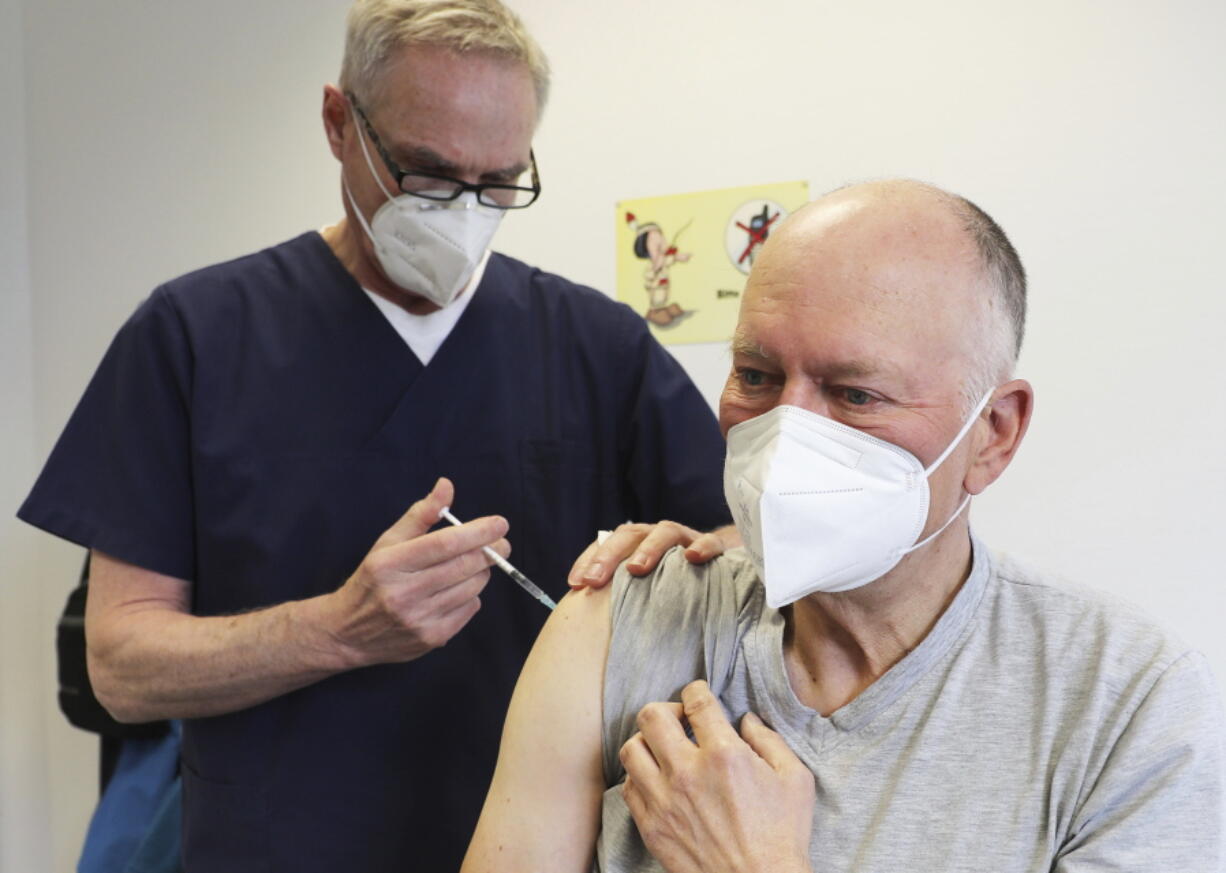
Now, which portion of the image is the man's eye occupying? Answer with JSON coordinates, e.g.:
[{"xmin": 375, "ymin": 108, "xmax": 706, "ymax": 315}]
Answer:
[
  {"xmin": 844, "ymin": 388, "xmax": 873, "ymax": 406},
  {"xmin": 739, "ymin": 368, "xmax": 766, "ymax": 387}
]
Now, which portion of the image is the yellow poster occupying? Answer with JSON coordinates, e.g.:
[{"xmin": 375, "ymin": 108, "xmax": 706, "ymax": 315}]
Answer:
[{"xmin": 615, "ymin": 181, "xmax": 809, "ymax": 345}]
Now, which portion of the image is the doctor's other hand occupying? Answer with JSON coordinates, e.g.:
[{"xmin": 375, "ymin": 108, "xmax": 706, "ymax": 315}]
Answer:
[
  {"xmin": 327, "ymin": 477, "xmax": 509, "ymax": 666},
  {"xmin": 568, "ymin": 522, "xmax": 741, "ymax": 589},
  {"xmin": 620, "ymin": 680, "xmax": 815, "ymax": 873}
]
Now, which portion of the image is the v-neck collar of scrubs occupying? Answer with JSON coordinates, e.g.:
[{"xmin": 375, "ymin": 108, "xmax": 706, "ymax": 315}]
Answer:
[
  {"xmin": 306, "ymin": 230, "xmax": 497, "ymax": 375},
  {"xmin": 360, "ymin": 250, "xmax": 490, "ymax": 366},
  {"xmin": 305, "ymin": 231, "xmax": 521, "ymax": 452}
]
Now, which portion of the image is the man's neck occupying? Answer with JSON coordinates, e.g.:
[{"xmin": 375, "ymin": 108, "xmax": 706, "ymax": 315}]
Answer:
[
  {"xmin": 782, "ymin": 523, "xmax": 973, "ymax": 717},
  {"xmin": 320, "ymin": 217, "xmax": 442, "ymax": 315}
]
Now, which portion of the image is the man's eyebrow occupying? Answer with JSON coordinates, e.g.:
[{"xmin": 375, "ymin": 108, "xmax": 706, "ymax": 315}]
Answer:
[
  {"xmin": 392, "ymin": 143, "xmax": 461, "ymax": 175},
  {"xmin": 729, "ymin": 334, "xmax": 770, "ymax": 361},
  {"xmin": 391, "ymin": 142, "xmax": 529, "ymax": 181},
  {"xmin": 825, "ymin": 359, "xmax": 887, "ymax": 378},
  {"xmin": 729, "ymin": 335, "xmax": 891, "ymax": 379}
]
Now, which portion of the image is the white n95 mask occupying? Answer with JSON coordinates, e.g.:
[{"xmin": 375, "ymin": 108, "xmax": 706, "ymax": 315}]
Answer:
[
  {"xmin": 344, "ymin": 108, "xmax": 503, "ymax": 308},
  {"xmin": 723, "ymin": 392, "xmax": 992, "ymax": 607}
]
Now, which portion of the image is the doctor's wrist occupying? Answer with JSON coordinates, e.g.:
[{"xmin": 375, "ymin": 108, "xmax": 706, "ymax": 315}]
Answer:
[{"xmin": 290, "ymin": 590, "xmax": 370, "ymax": 674}]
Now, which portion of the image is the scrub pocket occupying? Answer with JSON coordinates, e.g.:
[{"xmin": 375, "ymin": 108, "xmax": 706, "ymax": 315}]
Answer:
[{"xmin": 180, "ymin": 761, "xmax": 270, "ymax": 873}]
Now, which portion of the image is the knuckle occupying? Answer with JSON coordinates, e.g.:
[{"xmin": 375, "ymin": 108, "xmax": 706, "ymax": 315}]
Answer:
[
  {"xmin": 397, "ymin": 597, "xmax": 426, "ymax": 630},
  {"xmin": 418, "ymin": 627, "xmax": 445, "ymax": 649},
  {"xmin": 421, "ymin": 613, "xmax": 464, "ymax": 650},
  {"xmin": 638, "ymin": 819, "xmax": 664, "ymax": 846},
  {"xmin": 619, "ymin": 737, "xmax": 636, "ymax": 765},
  {"xmin": 460, "ymin": 550, "xmax": 490, "ymax": 578},
  {"xmin": 374, "ymin": 579, "xmax": 405, "ymax": 615},
  {"xmin": 707, "ymin": 740, "xmax": 738, "ymax": 768},
  {"xmin": 409, "ymin": 496, "xmax": 437, "ymax": 522},
  {"xmin": 362, "ymin": 550, "xmax": 394, "ymax": 579},
  {"xmin": 682, "ymin": 683, "xmax": 714, "ymax": 713},
  {"xmin": 669, "ymin": 765, "xmax": 697, "ymax": 794},
  {"xmin": 635, "ymin": 702, "xmax": 668, "ymax": 730}
]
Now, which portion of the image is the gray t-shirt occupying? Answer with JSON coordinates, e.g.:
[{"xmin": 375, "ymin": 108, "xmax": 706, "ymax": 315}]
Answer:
[{"xmin": 597, "ymin": 537, "xmax": 1225, "ymax": 872}]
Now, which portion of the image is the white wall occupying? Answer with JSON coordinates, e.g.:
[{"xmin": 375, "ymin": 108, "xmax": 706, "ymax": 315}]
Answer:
[
  {"xmin": 1, "ymin": 1, "xmax": 54, "ymax": 869},
  {"xmin": 8, "ymin": 0, "xmax": 1224, "ymax": 868},
  {"xmin": 502, "ymin": 0, "xmax": 1226, "ymax": 691}
]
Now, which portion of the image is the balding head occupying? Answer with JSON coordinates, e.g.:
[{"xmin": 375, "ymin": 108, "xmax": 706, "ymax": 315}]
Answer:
[
  {"xmin": 720, "ymin": 179, "xmax": 1034, "ymax": 573},
  {"xmin": 754, "ymin": 180, "xmax": 1025, "ymax": 411}
]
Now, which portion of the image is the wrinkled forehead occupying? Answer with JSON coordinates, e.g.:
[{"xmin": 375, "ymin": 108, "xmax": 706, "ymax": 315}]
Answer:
[
  {"xmin": 731, "ymin": 297, "xmax": 919, "ymax": 379},
  {"xmin": 735, "ymin": 208, "xmax": 986, "ymax": 385}
]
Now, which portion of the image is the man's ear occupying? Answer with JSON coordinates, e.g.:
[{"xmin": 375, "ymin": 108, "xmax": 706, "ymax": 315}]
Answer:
[
  {"xmin": 322, "ymin": 84, "xmax": 350, "ymax": 161},
  {"xmin": 965, "ymin": 379, "xmax": 1033, "ymax": 495}
]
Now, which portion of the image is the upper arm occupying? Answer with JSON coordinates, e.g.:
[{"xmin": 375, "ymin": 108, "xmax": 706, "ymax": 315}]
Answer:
[
  {"xmin": 1054, "ymin": 652, "xmax": 1226, "ymax": 871},
  {"xmin": 462, "ymin": 582, "xmax": 612, "ymax": 873},
  {"xmin": 18, "ymin": 290, "xmax": 199, "ymax": 582}
]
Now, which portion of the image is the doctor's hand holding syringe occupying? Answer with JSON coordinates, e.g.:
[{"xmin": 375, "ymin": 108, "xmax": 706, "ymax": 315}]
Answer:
[
  {"xmin": 326, "ymin": 477, "xmax": 517, "ymax": 666},
  {"xmin": 328, "ymin": 476, "xmax": 733, "ymax": 666},
  {"xmin": 86, "ymin": 476, "xmax": 732, "ymax": 724}
]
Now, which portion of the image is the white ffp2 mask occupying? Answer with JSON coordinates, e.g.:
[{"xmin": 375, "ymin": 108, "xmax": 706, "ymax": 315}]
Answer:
[
  {"xmin": 723, "ymin": 392, "xmax": 992, "ymax": 607},
  {"xmin": 344, "ymin": 107, "xmax": 503, "ymax": 308}
]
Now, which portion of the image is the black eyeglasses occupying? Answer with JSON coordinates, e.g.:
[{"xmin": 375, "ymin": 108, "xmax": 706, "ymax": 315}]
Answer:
[{"xmin": 347, "ymin": 93, "xmax": 541, "ymax": 210}]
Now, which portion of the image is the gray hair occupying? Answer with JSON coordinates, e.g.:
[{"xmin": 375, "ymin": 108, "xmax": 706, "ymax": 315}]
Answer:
[
  {"xmin": 339, "ymin": 0, "xmax": 550, "ymax": 113},
  {"xmin": 950, "ymin": 194, "xmax": 1027, "ymax": 413},
  {"xmin": 818, "ymin": 180, "xmax": 1028, "ymax": 414}
]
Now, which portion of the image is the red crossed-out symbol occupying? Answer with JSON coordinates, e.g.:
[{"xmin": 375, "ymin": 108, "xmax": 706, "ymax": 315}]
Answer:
[{"xmin": 736, "ymin": 209, "xmax": 779, "ymax": 265}]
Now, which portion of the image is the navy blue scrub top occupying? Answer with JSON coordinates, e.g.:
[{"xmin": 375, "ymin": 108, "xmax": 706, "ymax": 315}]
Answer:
[{"xmin": 19, "ymin": 233, "xmax": 730, "ymax": 873}]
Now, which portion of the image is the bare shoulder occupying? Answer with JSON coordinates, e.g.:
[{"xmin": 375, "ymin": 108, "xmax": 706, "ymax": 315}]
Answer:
[
  {"xmin": 555, "ymin": 580, "xmax": 614, "ymax": 629},
  {"xmin": 460, "ymin": 579, "xmax": 610, "ymax": 873}
]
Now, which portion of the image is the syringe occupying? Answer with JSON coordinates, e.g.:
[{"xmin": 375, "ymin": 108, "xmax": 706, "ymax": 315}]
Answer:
[{"xmin": 438, "ymin": 507, "xmax": 557, "ymax": 611}]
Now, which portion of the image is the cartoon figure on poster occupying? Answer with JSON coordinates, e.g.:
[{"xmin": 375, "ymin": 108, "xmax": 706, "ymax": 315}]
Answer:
[
  {"xmin": 615, "ymin": 181, "xmax": 808, "ymax": 346},
  {"xmin": 626, "ymin": 212, "xmax": 693, "ymax": 327},
  {"xmin": 725, "ymin": 200, "xmax": 786, "ymax": 274}
]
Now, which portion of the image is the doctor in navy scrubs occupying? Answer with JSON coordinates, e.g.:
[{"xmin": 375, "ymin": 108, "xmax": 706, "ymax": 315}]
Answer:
[{"xmin": 18, "ymin": 1, "xmax": 734, "ymax": 870}]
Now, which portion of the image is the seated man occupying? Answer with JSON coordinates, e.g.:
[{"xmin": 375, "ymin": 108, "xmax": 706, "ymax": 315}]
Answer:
[{"xmin": 461, "ymin": 179, "xmax": 1226, "ymax": 873}]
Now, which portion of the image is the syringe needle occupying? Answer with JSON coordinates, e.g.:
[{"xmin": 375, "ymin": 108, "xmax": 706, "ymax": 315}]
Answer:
[{"xmin": 438, "ymin": 507, "xmax": 557, "ymax": 610}]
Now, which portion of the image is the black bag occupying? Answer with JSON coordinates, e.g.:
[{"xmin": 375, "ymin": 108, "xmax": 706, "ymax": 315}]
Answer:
[{"xmin": 57, "ymin": 556, "xmax": 169, "ymax": 740}]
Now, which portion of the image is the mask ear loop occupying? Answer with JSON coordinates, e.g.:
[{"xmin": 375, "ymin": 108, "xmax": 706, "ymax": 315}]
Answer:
[
  {"xmin": 905, "ymin": 389, "xmax": 995, "ymax": 554},
  {"xmin": 350, "ymin": 102, "xmax": 397, "ymax": 202},
  {"xmin": 922, "ymin": 389, "xmax": 995, "ymax": 477},
  {"xmin": 342, "ymin": 176, "xmax": 379, "ymax": 243},
  {"xmin": 341, "ymin": 101, "xmax": 398, "ymax": 255}
]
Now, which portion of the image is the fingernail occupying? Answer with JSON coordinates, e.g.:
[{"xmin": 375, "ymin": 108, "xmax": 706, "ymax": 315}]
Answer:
[
  {"xmin": 630, "ymin": 552, "xmax": 648, "ymax": 567},
  {"xmin": 582, "ymin": 561, "xmax": 603, "ymax": 581}
]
